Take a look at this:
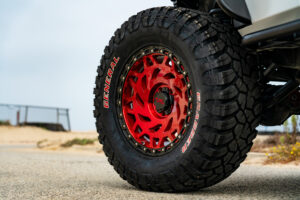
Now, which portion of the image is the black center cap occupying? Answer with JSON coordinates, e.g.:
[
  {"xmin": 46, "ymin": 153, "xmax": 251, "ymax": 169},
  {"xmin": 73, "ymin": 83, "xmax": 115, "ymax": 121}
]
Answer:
[{"xmin": 154, "ymin": 88, "xmax": 174, "ymax": 115}]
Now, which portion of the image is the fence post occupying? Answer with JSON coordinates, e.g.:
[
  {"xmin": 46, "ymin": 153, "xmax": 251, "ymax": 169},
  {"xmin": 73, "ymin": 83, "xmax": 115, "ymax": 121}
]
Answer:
[
  {"xmin": 16, "ymin": 110, "xmax": 20, "ymax": 126},
  {"xmin": 25, "ymin": 106, "xmax": 28, "ymax": 123},
  {"xmin": 66, "ymin": 109, "xmax": 71, "ymax": 132}
]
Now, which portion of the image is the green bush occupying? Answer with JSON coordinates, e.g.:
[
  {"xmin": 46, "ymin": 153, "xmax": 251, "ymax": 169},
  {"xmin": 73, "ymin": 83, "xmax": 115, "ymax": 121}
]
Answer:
[
  {"xmin": 0, "ymin": 120, "xmax": 11, "ymax": 126},
  {"xmin": 61, "ymin": 138, "xmax": 97, "ymax": 147}
]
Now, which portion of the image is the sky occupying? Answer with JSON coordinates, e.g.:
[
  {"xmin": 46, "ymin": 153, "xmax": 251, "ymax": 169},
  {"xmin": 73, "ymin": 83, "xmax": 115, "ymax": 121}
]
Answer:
[
  {"xmin": 0, "ymin": 0, "xmax": 295, "ymax": 131},
  {"xmin": 0, "ymin": 0, "xmax": 172, "ymax": 130}
]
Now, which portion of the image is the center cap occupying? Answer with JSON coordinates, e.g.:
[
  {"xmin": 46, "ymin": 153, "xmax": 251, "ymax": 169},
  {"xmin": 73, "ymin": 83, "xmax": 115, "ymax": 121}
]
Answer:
[{"xmin": 154, "ymin": 88, "xmax": 174, "ymax": 115}]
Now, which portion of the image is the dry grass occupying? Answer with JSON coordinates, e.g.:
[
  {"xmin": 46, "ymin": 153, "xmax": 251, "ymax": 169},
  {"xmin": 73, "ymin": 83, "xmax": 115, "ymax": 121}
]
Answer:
[
  {"xmin": 251, "ymin": 134, "xmax": 300, "ymax": 164},
  {"xmin": 60, "ymin": 138, "xmax": 97, "ymax": 147},
  {"xmin": 265, "ymin": 142, "xmax": 300, "ymax": 164},
  {"xmin": 252, "ymin": 134, "xmax": 299, "ymax": 152},
  {"xmin": 251, "ymin": 135, "xmax": 281, "ymax": 153}
]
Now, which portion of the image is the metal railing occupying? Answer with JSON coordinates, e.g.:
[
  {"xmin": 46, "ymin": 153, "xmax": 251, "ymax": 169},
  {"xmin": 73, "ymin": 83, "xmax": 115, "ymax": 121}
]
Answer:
[{"xmin": 0, "ymin": 103, "xmax": 71, "ymax": 131}]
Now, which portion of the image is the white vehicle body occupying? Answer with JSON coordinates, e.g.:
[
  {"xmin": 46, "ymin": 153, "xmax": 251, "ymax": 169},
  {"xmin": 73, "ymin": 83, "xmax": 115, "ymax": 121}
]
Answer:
[{"xmin": 240, "ymin": 0, "xmax": 300, "ymax": 36}]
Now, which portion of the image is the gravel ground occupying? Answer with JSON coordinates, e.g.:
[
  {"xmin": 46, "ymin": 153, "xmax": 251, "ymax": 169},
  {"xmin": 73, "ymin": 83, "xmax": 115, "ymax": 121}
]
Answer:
[{"xmin": 0, "ymin": 144, "xmax": 300, "ymax": 200}]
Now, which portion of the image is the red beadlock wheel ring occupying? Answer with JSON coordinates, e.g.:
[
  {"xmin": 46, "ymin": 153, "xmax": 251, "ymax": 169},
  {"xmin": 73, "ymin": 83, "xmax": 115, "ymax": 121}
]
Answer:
[{"xmin": 117, "ymin": 47, "xmax": 193, "ymax": 155}]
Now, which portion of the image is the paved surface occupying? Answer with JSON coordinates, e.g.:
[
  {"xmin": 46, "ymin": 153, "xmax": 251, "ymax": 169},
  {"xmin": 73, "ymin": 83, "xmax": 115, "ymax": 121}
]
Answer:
[{"xmin": 0, "ymin": 145, "xmax": 300, "ymax": 200}]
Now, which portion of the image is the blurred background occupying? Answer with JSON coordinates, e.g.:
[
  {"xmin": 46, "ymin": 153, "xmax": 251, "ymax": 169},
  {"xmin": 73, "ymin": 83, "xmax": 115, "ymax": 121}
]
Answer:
[
  {"xmin": 0, "ymin": 0, "xmax": 298, "ymax": 132},
  {"xmin": 0, "ymin": 0, "xmax": 172, "ymax": 131}
]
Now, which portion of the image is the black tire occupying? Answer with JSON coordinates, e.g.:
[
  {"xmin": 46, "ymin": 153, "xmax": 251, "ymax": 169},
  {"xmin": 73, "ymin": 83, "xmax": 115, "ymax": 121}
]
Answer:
[{"xmin": 94, "ymin": 7, "xmax": 262, "ymax": 192}]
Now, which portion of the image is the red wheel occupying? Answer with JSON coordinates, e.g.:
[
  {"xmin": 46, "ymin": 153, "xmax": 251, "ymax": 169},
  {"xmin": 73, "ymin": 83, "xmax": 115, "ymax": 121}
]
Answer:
[{"xmin": 118, "ymin": 47, "xmax": 192, "ymax": 155}]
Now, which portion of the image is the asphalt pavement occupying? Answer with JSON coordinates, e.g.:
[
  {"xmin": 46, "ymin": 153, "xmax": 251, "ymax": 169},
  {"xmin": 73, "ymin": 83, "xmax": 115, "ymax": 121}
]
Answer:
[{"xmin": 0, "ymin": 144, "xmax": 299, "ymax": 200}]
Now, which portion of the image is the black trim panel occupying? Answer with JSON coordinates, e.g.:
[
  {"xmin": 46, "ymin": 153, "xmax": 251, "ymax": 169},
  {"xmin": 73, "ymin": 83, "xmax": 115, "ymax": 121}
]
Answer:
[{"xmin": 242, "ymin": 20, "xmax": 300, "ymax": 46}]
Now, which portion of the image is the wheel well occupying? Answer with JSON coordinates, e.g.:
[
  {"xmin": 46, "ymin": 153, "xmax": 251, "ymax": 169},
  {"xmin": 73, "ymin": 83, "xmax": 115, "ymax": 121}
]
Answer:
[{"xmin": 171, "ymin": 0, "xmax": 217, "ymax": 12}]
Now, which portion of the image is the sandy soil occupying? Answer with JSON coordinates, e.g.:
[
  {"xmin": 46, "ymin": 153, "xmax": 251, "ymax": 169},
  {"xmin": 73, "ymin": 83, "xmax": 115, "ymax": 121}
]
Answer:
[
  {"xmin": 0, "ymin": 126, "xmax": 298, "ymax": 165},
  {"xmin": 0, "ymin": 126, "xmax": 102, "ymax": 154}
]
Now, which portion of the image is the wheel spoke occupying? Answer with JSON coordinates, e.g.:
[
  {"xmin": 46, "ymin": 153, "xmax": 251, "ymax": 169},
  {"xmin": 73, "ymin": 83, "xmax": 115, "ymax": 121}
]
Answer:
[{"xmin": 121, "ymin": 48, "xmax": 193, "ymax": 153}]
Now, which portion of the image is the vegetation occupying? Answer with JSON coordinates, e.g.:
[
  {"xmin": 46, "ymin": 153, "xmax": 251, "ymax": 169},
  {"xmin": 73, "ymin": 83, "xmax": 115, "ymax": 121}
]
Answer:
[
  {"xmin": 266, "ymin": 142, "xmax": 300, "ymax": 163},
  {"xmin": 0, "ymin": 120, "xmax": 11, "ymax": 126},
  {"xmin": 37, "ymin": 139, "xmax": 48, "ymax": 148},
  {"xmin": 266, "ymin": 115, "xmax": 300, "ymax": 163},
  {"xmin": 61, "ymin": 138, "xmax": 97, "ymax": 147}
]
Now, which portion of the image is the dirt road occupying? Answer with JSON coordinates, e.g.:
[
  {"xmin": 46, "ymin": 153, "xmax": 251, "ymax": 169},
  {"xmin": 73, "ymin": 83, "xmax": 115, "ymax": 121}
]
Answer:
[{"xmin": 1, "ymin": 144, "xmax": 299, "ymax": 200}]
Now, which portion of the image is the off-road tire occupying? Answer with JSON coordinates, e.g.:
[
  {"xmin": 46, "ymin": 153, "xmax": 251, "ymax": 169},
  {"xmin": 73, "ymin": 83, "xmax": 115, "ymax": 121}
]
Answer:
[{"xmin": 94, "ymin": 7, "xmax": 262, "ymax": 192}]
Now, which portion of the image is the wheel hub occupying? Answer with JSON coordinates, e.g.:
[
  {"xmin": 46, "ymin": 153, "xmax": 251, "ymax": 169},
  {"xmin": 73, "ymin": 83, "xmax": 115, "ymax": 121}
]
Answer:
[{"xmin": 153, "ymin": 88, "xmax": 174, "ymax": 115}]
